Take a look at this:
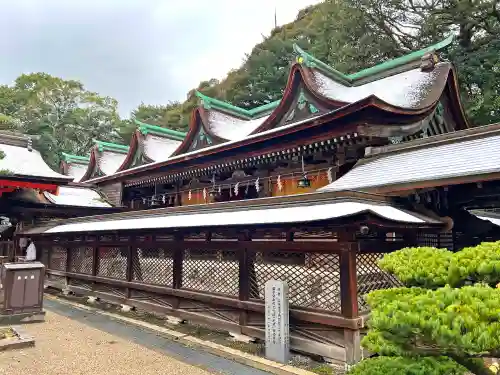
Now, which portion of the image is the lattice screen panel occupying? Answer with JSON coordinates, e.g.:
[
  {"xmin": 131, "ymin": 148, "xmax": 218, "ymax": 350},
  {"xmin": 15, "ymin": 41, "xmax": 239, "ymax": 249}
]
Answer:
[
  {"xmin": 133, "ymin": 247, "xmax": 174, "ymax": 286},
  {"xmin": 47, "ymin": 274, "xmax": 66, "ymax": 289},
  {"xmin": 438, "ymin": 233, "xmax": 454, "ymax": 251},
  {"xmin": 49, "ymin": 246, "xmax": 67, "ymax": 271},
  {"xmin": 250, "ymin": 251, "xmax": 341, "ymax": 312},
  {"xmin": 97, "ymin": 247, "xmax": 127, "ymax": 279},
  {"xmin": 181, "ymin": 248, "xmax": 239, "ymax": 296},
  {"xmin": 70, "ymin": 247, "xmax": 93, "ymax": 274},
  {"xmin": 40, "ymin": 246, "xmax": 49, "ymax": 267},
  {"xmin": 416, "ymin": 233, "xmax": 439, "ymax": 247},
  {"xmin": 357, "ymin": 253, "xmax": 403, "ymax": 311}
]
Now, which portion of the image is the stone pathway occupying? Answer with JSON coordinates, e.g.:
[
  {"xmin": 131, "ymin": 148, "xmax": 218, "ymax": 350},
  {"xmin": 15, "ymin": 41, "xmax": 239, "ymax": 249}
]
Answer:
[{"xmin": 0, "ymin": 299, "xmax": 270, "ymax": 375}]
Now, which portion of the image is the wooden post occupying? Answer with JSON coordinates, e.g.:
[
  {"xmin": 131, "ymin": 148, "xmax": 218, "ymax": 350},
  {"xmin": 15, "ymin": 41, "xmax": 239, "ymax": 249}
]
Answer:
[
  {"xmin": 339, "ymin": 230, "xmax": 361, "ymax": 366},
  {"xmin": 172, "ymin": 233, "xmax": 184, "ymax": 289},
  {"xmin": 175, "ymin": 182, "xmax": 181, "ymax": 207},
  {"xmin": 344, "ymin": 329, "xmax": 362, "ymax": 367},
  {"xmin": 65, "ymin": 246, "xmax": 72, "ymax": 289},
  {"xmin": 47, "ymin": 245, "xmax": 53, "ymax": 270},
  {"xmin": 238, "ymin": 232, "xmax": 250, "ymax": 301},
  {"xmin": 125, "ymin": 244, "xmax": 133, "ymax": 299},
  {"xmin": 340, "ymin": 250, "xmax": 358, "ymax": 318},
  {"xmin": 66, "ymin": 246, "xmax": 72, "ymax": 272},
  {"xmin": 238, "ymin": 232, "xmax": 254, "ymax": 330},
  {"xmin": 92, "ymin": 247, "xmax": 98, "ymax": 276}
]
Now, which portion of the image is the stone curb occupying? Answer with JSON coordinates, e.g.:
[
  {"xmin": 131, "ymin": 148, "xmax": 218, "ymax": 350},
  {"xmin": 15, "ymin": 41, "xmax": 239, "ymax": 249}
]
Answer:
[
  {"xmin": 44, "ymin": 294, "xmax": 318, "ymax": 375},
  {"xmin": 0, "ymin": 326, "xmax": 35, "ymax": 352}
]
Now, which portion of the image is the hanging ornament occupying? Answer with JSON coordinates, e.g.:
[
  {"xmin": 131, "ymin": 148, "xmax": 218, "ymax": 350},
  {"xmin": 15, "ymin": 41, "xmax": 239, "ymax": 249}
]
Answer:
[
  {"xmin": 218, "ymin": 185, "xmax": 222, "ymax": 194},
  {"xmin": 277, "ymin": 175, "xmax": 283, "ymax": 191},
  {"xmin": 203, "ymin": 188, "xmax": 207, "ymax": 200},
  {"xmin": 188, "ymin": 190, "xmax": 192, "ymax": 201},
  {"xmin": 297, "ymin": 155, "xmax": 311, "ymax": 188},
  {"xmin": 327, "ymin": 167, "xmax": 333, "ymax": 184},
  {"xmin": 162, "ymin": 195, "xmax": 166, "ymax": 204},
  {"xmin": 234, "ymin": 182, "xmax": 240, "ymax": 196},
  {"xmin": 209, "ymin": 174, "xmax": 219, "ymax": 198},
  {"xmin": 255, "ymin": 177, "xmax": 260, "ymax": 193},
  {"xmin": 245, "ymin": 182, "xmax": 250, "ymax": 196},
  {"xmin": 142, "ymin": 197, "xmax": 146, "ymax": 205}
]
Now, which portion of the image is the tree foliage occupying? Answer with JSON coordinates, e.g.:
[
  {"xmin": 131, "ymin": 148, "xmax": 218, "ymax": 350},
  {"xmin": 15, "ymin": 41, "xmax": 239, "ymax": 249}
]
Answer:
[
  {"xmin": 349, "ymin": 242, "xmax": 500, "ymax": 375},
  {"xmin": 1, "ymin": 0, "xmax": 499, "ymax": 167},
  {"xmin": 347, "ymin": 356, "xmax": 465, "ymax": 375},
  {"xmin": 0, "ymin": 73, "xmax": 128, "ymax": 168},
  {"xmin": 379, "ymin": 242, "xmax": 500, "ymax": 288},
  {"xmin": 350, "ymin": 0, "xmax": 500, "ymax": 126},
  {"xmin": 154, "ymin": 0, "xmax": 500, "ymax": 132}
]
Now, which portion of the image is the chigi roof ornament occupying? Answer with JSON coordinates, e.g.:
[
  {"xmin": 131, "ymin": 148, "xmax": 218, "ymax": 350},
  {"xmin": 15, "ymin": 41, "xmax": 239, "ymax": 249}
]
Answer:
[{"xmin": 420, "ymin": 52, "xmax": 439, "ymax": 72}]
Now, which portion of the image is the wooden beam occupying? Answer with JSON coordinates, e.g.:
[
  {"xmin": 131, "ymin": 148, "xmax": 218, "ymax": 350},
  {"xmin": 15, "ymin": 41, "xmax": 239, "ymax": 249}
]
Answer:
[{"xmin": 46, "ymin": 269, "xmax": 364, "ymax": 329}]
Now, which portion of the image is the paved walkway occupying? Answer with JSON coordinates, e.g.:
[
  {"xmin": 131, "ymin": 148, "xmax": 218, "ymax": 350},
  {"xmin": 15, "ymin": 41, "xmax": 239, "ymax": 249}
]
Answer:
[{"xmin": 0, "ymin": 299, "xmax": 270, "ymax": 375}]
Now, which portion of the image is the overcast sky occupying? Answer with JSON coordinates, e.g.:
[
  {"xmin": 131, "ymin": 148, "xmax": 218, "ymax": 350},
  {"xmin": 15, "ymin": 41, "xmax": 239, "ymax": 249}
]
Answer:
[{"xmin": 0, "ymin": 0, "xmax": 320, "ymax": 117}]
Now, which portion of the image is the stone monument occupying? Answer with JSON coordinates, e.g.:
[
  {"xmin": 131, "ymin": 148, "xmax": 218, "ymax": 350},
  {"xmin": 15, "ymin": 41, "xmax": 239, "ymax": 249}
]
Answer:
[{"xmin": 265, "ymin": 280, "xmax": 290, "ymax": 363}]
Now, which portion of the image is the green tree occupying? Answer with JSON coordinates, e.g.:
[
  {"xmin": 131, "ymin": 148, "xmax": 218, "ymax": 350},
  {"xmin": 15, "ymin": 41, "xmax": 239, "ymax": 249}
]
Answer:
[
  {"xmin": 349, "ymin": 0, "xmax": 500, "ymax": 125},
  {"xmin": 163, "ymin": 0, "xmax": 499, "ymax": 128},
  {"xmin": 349, "ymin": 242, "xmax": 500, "ymax": 375},
  {"xmin": 130, "ymin": 101, "xmax": 189, "ymax": 133},
  {"xmin": 1, "ymin": 73, "xmax": 127, "ymax": 168}
]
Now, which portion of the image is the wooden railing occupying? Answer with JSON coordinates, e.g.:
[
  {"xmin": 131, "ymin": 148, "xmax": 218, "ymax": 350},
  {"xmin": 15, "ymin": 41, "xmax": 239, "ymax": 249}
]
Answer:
[
  {"xmin": 0, "ymin": 241, "xmax": 14, "ymax": 258},
  {"xmin": 35, "ymin": 235, "xmax": 401, "ymax": 364}
]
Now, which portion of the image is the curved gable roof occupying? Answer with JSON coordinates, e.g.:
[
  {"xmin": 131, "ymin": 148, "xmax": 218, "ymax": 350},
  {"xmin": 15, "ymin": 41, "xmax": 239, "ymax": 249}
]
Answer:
[
  {"xmin": 86, "ymin": 35, "xmax": 469, "ymax": 183},
  {"xmin": 117, "ymin": 120, "xmax": 187, "ymax": 171},
  {"xmin": 80, "ymin": 141, "xmax": 129, "ymax": 181}
]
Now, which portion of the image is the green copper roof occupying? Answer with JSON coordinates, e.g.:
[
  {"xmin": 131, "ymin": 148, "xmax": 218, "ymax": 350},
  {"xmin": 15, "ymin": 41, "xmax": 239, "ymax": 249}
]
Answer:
[
  {"xmin": 95, "ymin": 140, "xmax": 129, "ymax": 153},
  {"xmin": 134, "ymin": 119, "xmax": 186, "ymax": 141},
  {"xmin": 294, "ymin": 34, "xmax": 454, "ymax": 85},
  {"xmin": 61, "ymin": 152, "xmax": 89, "ymax": 164},
  {"xmin": 192, "ymin": 36, "xmax": 453, "ymax": 120},
  {"xmin": 195, "ymin": 91, "xmax": 280, "ymax": 119}
]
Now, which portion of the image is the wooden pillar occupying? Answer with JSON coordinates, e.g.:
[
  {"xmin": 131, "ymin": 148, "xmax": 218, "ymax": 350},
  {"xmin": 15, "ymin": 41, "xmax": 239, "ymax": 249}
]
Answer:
[
  {"xmin": 175, "ymin": 182, "xmax": 182, "ymax": 207},
  {"xmin": 125, "ymin": 243, "xmax": 133, "ymax": 299},
  {"xmin": 340, "ymin": 250, "xmax": 358, "ymax": 318},
  {"xmin": 172, "ymin": 233, "xmax": 184, "ymax": 289},
  {"xmin": 47, "ymin": 245, "xmax": 53, "ymax": 270},
  {"xmin": 92, "ymin": 246, "xmax": 99, "ymax": 277},
  {"xmin": 66, "ymin": 246, "xmax": 72, "ymax": 272},
  {"xmin": 339, "ymin": 230, "xmax": 361, "ymax": 365},
  {"xmin": 238, "ymin": 231, "xmax": 254, "ymax": 332},
  {"xmin": 256, "ymin": 170, "xmax": 271, "ymax": 198},
  {"xmin": 344, "ymin": 329, "xmax": 362, "ymax": 367},
  {"xmin": 65, "ymin": 245, "xmax": 72, "ymax": 289},
  {"xmin": 238, "ymin": 232, "xmax": 251, "ymax": 301}
]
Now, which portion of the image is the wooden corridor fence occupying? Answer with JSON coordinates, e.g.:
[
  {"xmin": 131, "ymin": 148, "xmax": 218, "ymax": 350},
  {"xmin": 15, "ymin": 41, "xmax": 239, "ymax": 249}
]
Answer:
[{"xmin": 30, "ymin": 230, "xmax": 410, "ymax": 364}]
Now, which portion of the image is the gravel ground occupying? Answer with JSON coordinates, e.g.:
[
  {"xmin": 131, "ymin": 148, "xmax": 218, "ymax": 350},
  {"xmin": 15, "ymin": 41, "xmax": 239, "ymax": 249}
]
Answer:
[{"xmin": 0, "ymin": 311, "xmax": 212, "ymax": 375}]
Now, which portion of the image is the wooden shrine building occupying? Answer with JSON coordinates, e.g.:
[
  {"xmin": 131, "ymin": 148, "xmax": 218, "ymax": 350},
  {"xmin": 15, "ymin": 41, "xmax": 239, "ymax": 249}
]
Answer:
[
  {"xmin": 25, "ymin": 36, "xmax": 480, "ymax": 365},
  {"xmin": 0, "ymin": 132, "xmax": 123, "ymax": 255},
  {"xmin": 60, "ymin": 35, "xmax": 468, "ymax": 209},
  {"xmin": 320, "ymin": 123, "xmax": 500, "ymax": 248},
  {"xmin": 23, "ymin": 191, "xmax": 446, "ymax": 364}
]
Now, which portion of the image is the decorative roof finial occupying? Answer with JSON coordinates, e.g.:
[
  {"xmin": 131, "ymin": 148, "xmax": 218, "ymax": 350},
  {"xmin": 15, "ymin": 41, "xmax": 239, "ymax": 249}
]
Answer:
[{"xmin": 420, "ymin": 51, "xmax": 439, "ymax": 72}]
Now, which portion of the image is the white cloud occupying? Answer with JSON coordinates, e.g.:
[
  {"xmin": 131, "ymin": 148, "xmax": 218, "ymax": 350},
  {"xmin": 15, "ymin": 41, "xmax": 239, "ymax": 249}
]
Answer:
[
  {"xmin": 0, "ymin": 0, "xmax": 320, "ymax": 115},
  {"xmin": 166, "ymin": 0, "xmax": 321, "ymax": 92}
]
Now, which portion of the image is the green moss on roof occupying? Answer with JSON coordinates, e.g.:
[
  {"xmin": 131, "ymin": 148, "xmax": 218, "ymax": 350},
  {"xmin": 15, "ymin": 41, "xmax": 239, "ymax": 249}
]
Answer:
[
  {"xmin": 134, "ymin": 119, "xmax": 186, "ymax": 141},
  {"xmin": 95, "ymin": 140, "xmax": 129, "ymax": 153},
  {"xmin": 61, "ymin": 152, "xmax": 89, "ymax": 164},
  {"xmin": 195, "ymin": 91, "xmax": 280, "ymax": 119},
  {"xmin": 294, "ymin": 34, "xmax": 454, "ymax": 85}
]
